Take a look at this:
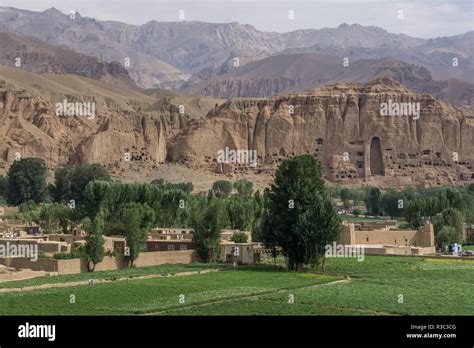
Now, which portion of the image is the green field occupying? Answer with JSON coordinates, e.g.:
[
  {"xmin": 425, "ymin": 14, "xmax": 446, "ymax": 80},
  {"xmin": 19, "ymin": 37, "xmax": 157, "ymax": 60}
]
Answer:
[
  {"xmin": 340, "ymin": 215, "xmax": 387, "ymax": 222},
  {"xmin": 0, "ymin": 256, "xmax": 472, "ymax": 315},
  {"xmin": 0, "ymin": 263, "xmax": 226, "ymax": 289}
]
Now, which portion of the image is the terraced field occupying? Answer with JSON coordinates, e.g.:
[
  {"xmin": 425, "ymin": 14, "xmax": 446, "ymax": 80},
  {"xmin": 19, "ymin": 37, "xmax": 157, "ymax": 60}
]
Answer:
[{"xmin": 0, "ymin": 256, "xmax": 472, "ymax": 315}]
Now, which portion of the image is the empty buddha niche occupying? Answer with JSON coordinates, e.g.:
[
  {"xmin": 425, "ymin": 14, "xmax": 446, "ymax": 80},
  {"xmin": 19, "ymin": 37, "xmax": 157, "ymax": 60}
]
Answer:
[{"xmin": 369, "ymin": 137, "xmax": 384, "ymax": 176}]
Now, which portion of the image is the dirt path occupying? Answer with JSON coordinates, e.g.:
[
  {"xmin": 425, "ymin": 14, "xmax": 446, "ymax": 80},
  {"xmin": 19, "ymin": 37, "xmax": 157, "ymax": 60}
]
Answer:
[
  {"xmin": 0, "ymin": 265, "xmax": 52, "ymax": 283},
  {"xmin": 0, "ymin": 268, "xmax": 221, "ymax": 293},
  {"xmin": 144, "ymin": 277, "xmax": 353, "ymax": 315}
]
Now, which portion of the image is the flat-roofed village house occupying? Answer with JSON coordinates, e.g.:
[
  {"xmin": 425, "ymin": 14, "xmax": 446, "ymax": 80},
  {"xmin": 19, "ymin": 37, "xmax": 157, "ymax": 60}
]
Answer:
[
  {"xmin": 338, "ymin": 221, "xmax": 435, "ymax": 255},
  {"xmin": 149, "ymin": 228, "xmax": 194, "ymax": 240},
  {"xmin": 146, "ymin": 227, "xmax": 195, "ymax": 251}
]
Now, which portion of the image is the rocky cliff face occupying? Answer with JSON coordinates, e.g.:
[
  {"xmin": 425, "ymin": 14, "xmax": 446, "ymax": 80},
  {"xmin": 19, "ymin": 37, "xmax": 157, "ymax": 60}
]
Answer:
[
  {"xmin": 0, "ymin": 65, "xmax": 219, "ymax": 178},
  {"xmin": 1, "ymin": 67, "xmax": 472, "ymax": 187},
  {"xmin": 170, "ymin": 77, "xmax": 474, "ymax": 187}
]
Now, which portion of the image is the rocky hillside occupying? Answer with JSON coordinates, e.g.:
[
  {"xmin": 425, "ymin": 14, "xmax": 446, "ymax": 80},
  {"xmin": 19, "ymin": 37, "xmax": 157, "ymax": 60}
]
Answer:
[
  {"xmin": 0, "ymin": 7, "xmax": 190, "ymax": 89},
  {"xmin": 0, "ymin": 32, "xmax": 136, "ymax": 88},
  {"xmin": 170, "ymin": 77, "xmax": 474, "ymax": 187},
  {"xmin": 1, "ymin": 65, "xmax": 472, "ymax": 187},
  {"xmin": 281, "ymin": 30, "xmax": 474, "ymax": 83},
  {"xmin": 0, "ymin": 65, "xmax": 222, "ymax": 178},
  {"xmin": 185, "ymin": 54, "xmax": 474, "ymax": 113}
]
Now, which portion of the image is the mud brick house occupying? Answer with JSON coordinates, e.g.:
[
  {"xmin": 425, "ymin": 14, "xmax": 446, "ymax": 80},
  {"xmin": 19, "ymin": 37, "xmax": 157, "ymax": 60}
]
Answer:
[
  {"xmin": 149, "ymin": 228, "xmax": 194, "ymax": 240},
  {"xmin": 338, "ymin": 222, "xmax": 435, "ymax": 255},
  {"xmin": 145, "ymin": 240, "xmax": 195, "ymax": 252}
]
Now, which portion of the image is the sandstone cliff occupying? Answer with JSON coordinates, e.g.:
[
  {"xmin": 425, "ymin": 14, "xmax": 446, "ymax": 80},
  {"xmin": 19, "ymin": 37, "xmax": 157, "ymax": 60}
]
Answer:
[
  {"xmin": 170, "ymin": 77, "xmax": 474, "ymax": 187},
  {"xmin": 0, "ymin": 65, "xmax": 221, "ymax": 178}
]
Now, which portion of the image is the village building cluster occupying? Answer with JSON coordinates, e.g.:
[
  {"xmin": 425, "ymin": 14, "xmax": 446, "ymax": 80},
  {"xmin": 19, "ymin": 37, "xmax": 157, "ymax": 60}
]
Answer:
[
  {"xmin": 0, "ymin": 204, "xmax": 471, "ymax": 275},
  {"xmin": 0, "ymin": 206, "xmax": 263, "ymax": 274}
]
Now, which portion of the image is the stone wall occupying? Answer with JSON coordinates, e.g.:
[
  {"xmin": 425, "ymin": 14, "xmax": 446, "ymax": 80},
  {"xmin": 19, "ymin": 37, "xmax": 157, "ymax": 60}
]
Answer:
[
  {"xmin": 338, "ymin": 223, "xmax": 356, "ymax": 245},
  {"xmin": 0, "ymin": 257, "xmax": 58, "ymax": 272},
  {"xmin": 354, "ymin": 230, "xmax": 418, "ymax": 246},
  {"xmin": 338, "ymin": 222, "xmax": 435, "ymax": 248},
  {"xmin": 0, "ymin": 250, "xmax": 197, "ymax": 275}
]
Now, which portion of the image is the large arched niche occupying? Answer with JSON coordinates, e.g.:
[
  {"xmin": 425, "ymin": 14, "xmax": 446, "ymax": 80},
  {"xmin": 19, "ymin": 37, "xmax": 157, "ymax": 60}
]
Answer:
[{"xmin": 369, "ymin": 137, "xmax": 385, "ymax": 176}]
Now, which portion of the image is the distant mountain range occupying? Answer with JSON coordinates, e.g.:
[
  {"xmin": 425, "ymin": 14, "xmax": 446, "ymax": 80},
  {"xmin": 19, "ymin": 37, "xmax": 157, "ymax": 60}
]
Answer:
[
  {"xmin": 0, "ymin": 6, "xmax": 472, "ymax": 187},
  {"xmin": 0, "ymin": 32, "xmax": 136, "ymax": 88},
  {"xmin": 0, "ymin": 6, "xmax": 471, "ymax": 92},
  {"xmin": 184, "ymin": 53, "xmax": 473, "ymax": 112}
]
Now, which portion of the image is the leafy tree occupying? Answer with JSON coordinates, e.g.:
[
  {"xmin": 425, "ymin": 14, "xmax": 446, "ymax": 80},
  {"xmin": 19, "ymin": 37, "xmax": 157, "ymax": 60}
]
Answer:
[
  {"xmin": 437, "ymin": 208, "xmax": 464, "ymax": 243},
  {"xmin": 352, "ymin": 208, "xmax": 361, "ymax": 217},
  {"xmin": 404, "ymin": 199, "xmax": 424, "ymax": 229},
  {"xmin": 18, "ymin": 200, "xmax": 38, "ymax": 213},
  {"xmin": 349, "ymin": 186, "xmax": 367, "ymax": 206},
  {"xmin": 53, "ymin": 164, "xmax": 110, "ymax": 206},
  {"xmin": 212, "ymin": 180, "xmax": 233, "ymax": 198},
  {"xmin": 84, "ymin": 214, "xmax": 105, "ymax": 272},
  {"xmin": 189, "ymin": 199, "xmax": 228, "ymax": 262},
  {"xmin": 381, "ymin": 189, "xmax": 405, "ymax": 219},
  {"xmin": 231, "ymin": 231, "xmax": 248, "ymax": 243},
  {"xmin": 6, "ymin": 158, "xmax": 47, "ymax": 205},
  {"xmin": 261, "ymin": 155, "xmax": 340, "ymax": 271},
  {"xmin": 233, "ymin": 179, "xmax": 253, "ymax": 197},
  {"xmin": 339, "ymin": 188, "xmax": 351, "ymax": 207},
  {"xmin": 443, "ymin": 188, "xmax": 464, "ymax": 212},
  {"xmin": 122, "ymin": 203, "xmax": 155, "ymax": 267},
  {"xmin": 250, "ymin": 190, "xmax": 265, "ymax": 242},
  {"xmin": 0, "ymin": 176, "xmax": 7, "ymax": 197},
  {"xmin": 227, "ymin": 197, "xmax": 254, "ymax": 230},
  {"xmin": 364, "ymin": 187, "xmax": 382, "ymax": 216},
  {"xmin": 155, "ymin": 189, "xmax": 188, "ymax": 227},
  {"xmin": 437, "ymin": 226, "xmax": 457, "ymax": 250},
  {"xmin": 294, "ymin": 193, "xmax": 341, "ymax": 271},
  {"xmin": 38, "ymin": 203, "xmax": 74, "ymax": 233},
  {"xmin": 173, "ymin": 182, "xmax": 194, "ymax": 194},
  {"xmin": 13, "ymin": 202, "xmax": 40, "ymax": 225},
  {"xmin": 151, "ymin": 179, "xmax": 193, "ymax": 194}
]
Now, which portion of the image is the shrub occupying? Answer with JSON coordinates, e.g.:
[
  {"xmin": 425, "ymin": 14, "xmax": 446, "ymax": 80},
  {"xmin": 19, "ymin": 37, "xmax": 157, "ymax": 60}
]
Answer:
[
  {"xmin": 53, "ymin": 245, "xmax": 86, "ymax": 260},
  {"xmin": 231, "ymin": 232, "xmax": 248, "ymax": 243}
]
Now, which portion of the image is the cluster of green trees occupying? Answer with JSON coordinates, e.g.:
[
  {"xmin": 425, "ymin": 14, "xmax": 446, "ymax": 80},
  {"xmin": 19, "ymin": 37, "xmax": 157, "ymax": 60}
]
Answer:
[
  {"xmin": 329, "ymin": 184, "xmax": 474, "ymax": 247},
  {"xmin": 80, "ymin": 179, "xmax": 264, "ymax": 264},
  {"xmin": 2, "ymin": 157, "xmax": 472, "ymax": 271},
  {"xmin": 0, "ymin": 158, "xmax": 266, "ymax": 269},
  {"xmin": 3, "ymin": 158, "xmax": 47, "ymax": 205},
  {"xmin": 1, "ymin": 156, "xmax": 341, "ymax": 271}
]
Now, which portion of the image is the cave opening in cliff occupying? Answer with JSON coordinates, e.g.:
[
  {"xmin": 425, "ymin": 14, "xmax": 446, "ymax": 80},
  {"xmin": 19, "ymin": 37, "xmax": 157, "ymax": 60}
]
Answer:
[{"xmin": 369, "ymin": 137, "xmax": 385, "ymax": 176}]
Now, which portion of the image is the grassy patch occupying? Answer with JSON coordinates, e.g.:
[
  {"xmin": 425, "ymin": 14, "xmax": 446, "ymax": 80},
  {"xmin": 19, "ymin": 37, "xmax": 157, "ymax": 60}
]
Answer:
[
  {"xmin": 0, "ymin": 263, "xmax": 226, "ymax": 289},
  {"xmin": 0, "ymin": 266, "xmax": 338, "ymax": 315},
  {"xmin": 0, "ymin": 256, "xmax": 472, "ymax": 315},
  {"xmin": 340, "ymin": 215, "xmax": 387, "ymax": 222}
]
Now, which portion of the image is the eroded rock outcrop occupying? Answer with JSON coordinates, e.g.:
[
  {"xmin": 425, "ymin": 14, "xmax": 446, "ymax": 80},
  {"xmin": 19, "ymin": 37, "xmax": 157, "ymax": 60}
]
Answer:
[
  {"xmin": 0, "ymin": 66, "xmax": 217, "ymax": 177},
  {"xmin": 170, "ymin": 77, "xmax": 474, "ymax": 187}
]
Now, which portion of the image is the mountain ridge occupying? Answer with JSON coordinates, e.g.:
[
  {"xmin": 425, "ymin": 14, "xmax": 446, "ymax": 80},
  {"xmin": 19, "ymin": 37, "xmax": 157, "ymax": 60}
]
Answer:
[{"xmin": 1, "ymin": 6, "xmax": 470, "ymax": 89}]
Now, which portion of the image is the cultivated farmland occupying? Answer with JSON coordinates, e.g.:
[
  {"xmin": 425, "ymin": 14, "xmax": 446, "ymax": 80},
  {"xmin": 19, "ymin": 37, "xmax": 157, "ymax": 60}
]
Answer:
[{"xmin": 0, "ymin": 256, "xmax": 472, "ymax": 316}]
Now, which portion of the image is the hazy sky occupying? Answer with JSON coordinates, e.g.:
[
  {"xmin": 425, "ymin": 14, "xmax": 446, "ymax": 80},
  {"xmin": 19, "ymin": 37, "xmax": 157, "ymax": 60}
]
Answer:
[{"xmin": 1, "ymin": 0, "xmax": 472, "ymax": 38}]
